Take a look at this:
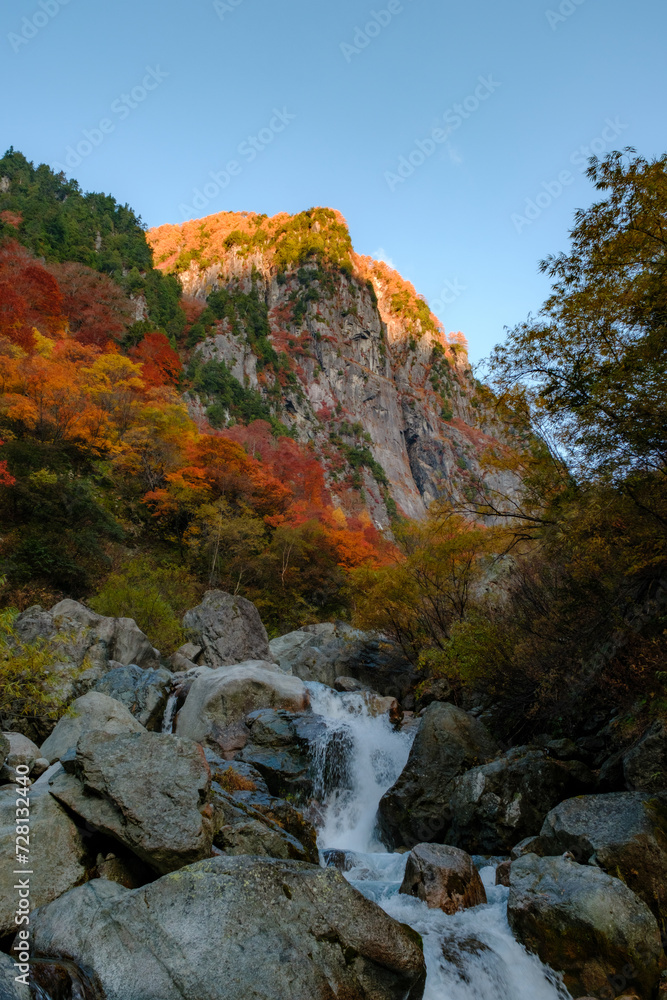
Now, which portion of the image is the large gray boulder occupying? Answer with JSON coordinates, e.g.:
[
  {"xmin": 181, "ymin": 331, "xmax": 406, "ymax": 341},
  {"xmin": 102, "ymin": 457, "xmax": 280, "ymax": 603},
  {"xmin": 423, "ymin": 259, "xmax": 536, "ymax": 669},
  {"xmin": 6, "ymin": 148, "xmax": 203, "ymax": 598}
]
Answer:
[
  {"xmin": 538, "ymin": 791, "xmax": 667, "ymax": 929},
  {"xmin": 12, "ymin": 600, "xmax": 160, "ymax": 701},
  {"xmin": 623, "ymin": 719, "xmax": 667, "ymax": 792},
  {"xmin": 0, "ymin": 774, "xmax": 92, "ymax": 937},
  {"xmin": 93, "ymin": 664, "xmax": 172, "ymax": 729},
  {"xmin": 377, "ymin": 703, "xmax": 498, "ymax": 849},
  {"xmin": 238, "ymin": 708, "xmax": 337, "ymax": 801},
  {"xmin": 40, "ymin": 691, "xmax": 146, "ymax": 764},
  {"xmin": 444, "ymin": 746, "xmax": 594, "ymax": 853},
  {"xmin": 183, "ymin": 590, "xmax": 272, "ymax": 667},
  {"xmin": 399, "ymin": 843, "xmax": 486, "ymax": 914},
  {"xmin": 28, "ymin": 857, "xmax": 427, "ymax": 1000},
  {"xmin": 508, "ymin": 854, "xmax": 663, "ymax": 1000},
  {"xmin": 175, "ymin": 662, "xmax": 309, "ymax": 746},
  {"xmin": 270, "ymin": 623, "xmax": 418, "ymax": 704},
  {"xmin": 49, "ymin": 730, "xmax": 212, "ymax": 874}
]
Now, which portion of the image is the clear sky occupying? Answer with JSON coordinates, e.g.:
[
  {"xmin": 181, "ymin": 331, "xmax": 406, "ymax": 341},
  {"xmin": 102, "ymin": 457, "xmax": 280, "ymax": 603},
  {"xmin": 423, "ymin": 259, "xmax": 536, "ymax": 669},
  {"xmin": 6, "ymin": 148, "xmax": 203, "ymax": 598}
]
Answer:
[{"xmin": 1, "ymin": 0, "xmax": 665, "ymax": 362}]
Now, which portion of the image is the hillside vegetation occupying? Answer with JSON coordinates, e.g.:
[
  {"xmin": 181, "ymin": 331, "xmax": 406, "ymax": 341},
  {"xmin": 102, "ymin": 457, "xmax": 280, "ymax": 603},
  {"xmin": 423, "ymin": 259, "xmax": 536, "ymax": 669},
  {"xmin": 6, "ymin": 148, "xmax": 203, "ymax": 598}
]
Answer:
[{"xmin": 0, "ymin": 146, "xmax": 665, "ymax": 743}]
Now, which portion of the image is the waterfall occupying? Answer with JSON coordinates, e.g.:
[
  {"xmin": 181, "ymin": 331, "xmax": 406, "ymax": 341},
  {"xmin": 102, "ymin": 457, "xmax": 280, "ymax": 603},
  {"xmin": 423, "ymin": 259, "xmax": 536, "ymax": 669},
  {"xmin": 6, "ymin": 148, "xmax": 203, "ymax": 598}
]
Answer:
[
  {"xmin": 161, "ymin": 692, "xmax": 179, "ymax": 734},
  {"xmin": 306, "ymin": 682, "xmax": 572, "ymax": 1000}
]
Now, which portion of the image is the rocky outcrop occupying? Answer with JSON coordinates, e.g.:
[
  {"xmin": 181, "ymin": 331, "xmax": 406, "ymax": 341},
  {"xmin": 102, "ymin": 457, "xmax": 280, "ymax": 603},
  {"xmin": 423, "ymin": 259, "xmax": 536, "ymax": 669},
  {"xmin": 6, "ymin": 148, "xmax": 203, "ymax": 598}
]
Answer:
[
  {"xmin": 29, "ymin": 856, "xmax": 427, "ymax": 1000},
  {"xmin": 444, "ymin": 746, "xmax": 595, "ymax": 854},
  {"xmin": 508, "ymin": 854, "xmax": 663, "ymax": 1000},
  {"xmin": 377, "ymin": 703, "xmax": 498, "ymax": 848},
  {"xmin": 175, "ymin": 662, "xmax": 309, "ymax": 746},
  {"xmin": 270, "ymin": 623, "xmax": 418, "ymax": 705},
  {"xmin": 183, "ymin": 590, "xmax": 273, "ymax": 667},
  {"xmin": 93, "ymin": 664, "xmax": 172, "ymax": 729},
  {"xmin": 399, "ymin": 843, "xmax": 487, "ymax": 914},
  {"xmin": 148, "ymin": 212, "xmax": 516, "ymax": 525},
  {"xmin": 40, "ymin": 691, "xmax": 146, "ymax": 763},
  {"xmin": 537, "ymin": 791, "xmax": 667, "ymax": 930},
  {"xmin": 0, "ymin": 774, "xmax": 92, "ymax": 937},
  {"xmin": 49, "ymin": 730, "xmax": 212, "ymax": 874},
  {"xmin": 12, "ymin": 600, "xmax": 160, "ymax": 702}
]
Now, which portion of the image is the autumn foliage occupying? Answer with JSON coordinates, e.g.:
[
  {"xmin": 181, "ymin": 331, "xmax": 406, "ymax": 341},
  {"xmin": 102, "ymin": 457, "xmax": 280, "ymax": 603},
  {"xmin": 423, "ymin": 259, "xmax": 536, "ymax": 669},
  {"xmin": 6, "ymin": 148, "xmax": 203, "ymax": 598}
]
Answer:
[{"xmin": 0, "ymin": 238, "xmax": 391, "ymax": 624}]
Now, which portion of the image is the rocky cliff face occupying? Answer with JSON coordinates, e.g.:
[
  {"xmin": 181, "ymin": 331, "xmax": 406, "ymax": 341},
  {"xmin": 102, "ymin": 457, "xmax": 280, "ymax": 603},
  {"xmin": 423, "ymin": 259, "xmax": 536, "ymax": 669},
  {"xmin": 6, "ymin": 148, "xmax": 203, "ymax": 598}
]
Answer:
[{"xmin": 149, "ymin": 209, "xmax": 512, "ymax": 525}]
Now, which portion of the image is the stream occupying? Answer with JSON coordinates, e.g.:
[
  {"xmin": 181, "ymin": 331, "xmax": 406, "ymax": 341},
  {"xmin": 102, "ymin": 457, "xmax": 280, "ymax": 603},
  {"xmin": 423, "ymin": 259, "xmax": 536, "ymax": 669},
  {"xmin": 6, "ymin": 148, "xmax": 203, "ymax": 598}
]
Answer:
[{"xmin": 306, "ymin": 682, "xmax": 572, "ymax": 1000}]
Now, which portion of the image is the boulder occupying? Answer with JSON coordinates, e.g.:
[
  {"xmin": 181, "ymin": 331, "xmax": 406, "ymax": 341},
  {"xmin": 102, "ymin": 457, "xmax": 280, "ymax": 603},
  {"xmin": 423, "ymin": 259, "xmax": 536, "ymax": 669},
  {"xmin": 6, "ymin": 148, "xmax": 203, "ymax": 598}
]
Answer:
[
  {"xmin": 0, "ymin": 732, "xmax": 42, "ymax": 782},
  {"xmin": 40, "ymin": 691, "xmax": 146, "ymax": 763},
  {"xmin": 182, "ymin": 590, "xmax": 272, "ymax": 667},
  {"xmin": 0, "ymin": 953, "xmax": 30, "ymax": 999},
  {"xmin": 399, "ymin": 843, "xmax": 487, "ymax": 914},
  {"xmin": 0, "ymin": 774, "xmax": 92, "ymax": 937},
  {"xmin": 13, "ymin": 600, "xmax": 160, "ymax": 698},
  {"xmin": 93, "ymin": 664, "xmax": 172, "ymax": 729},
  {"xmin": 334, "ymin": 675, "xmax": 367, "ymax": 692},
  {"xmin": 205, "ymin": 749, "xmax": 318, "ymax": 862},
  {"xmin": 0, "ymin": 732, "xmax": 9, "ymax": 766},
  {"xmin": 623, "ymin": 720, "xmax": 667, "ymax": 793},
  {"xmin": 29, "ymin": 857, "xmax": 427, "ymax": 1000},
  {"xmin": 377, "ymin": 702, "xmax": 498, "ymax": 849},
  {"xmin": 239, "ymin": 708, "xmax": 343, "ymax": 801},
  {"xmin": 48, "ymin": 730, "xmax": 212, "ymax": 874},
  {"xmin": 444, "ymin": 746, "xmax": 594, "ymax": 853},
  {"xmin": 175, "ymin": 662, "xmax": 309, "ymax": 746},
  {"xmin": 209, "ymin": 784, "xmax": 316, "ymax": 863},
  {"xmin": 538, "ymin": 791, "xmax": 667, "ymax": 929},
  {"xmin": 508, "ymin": 854, "xmax": 663, "ymax": 1000},
  {"xmin": 270, "ymin": 623, "xmax": 419, "ymax": 704}
]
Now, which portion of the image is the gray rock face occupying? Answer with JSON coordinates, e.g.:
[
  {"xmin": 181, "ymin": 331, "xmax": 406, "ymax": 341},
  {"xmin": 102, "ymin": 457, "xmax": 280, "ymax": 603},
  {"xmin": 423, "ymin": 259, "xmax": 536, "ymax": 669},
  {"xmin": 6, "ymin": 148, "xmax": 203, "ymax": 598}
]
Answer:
[
  {"xmin": 40, "ymin": 691, "xmax": 146, "ymax": 764},
  {"xmin": 239, "ymin": 708, "xmax": 339, "ymax": 801},
  {"xmin": 93, "ymin": 664, "xmax": 172, "ymax": 729},
  {"xmin": 445, "ymin": 746, "xmax": 595, "ymax": 854},
  {"xmin": 29, "ymin": 857, "xmax": 427, "ymax": 1000},
  {"xmin": 623, "ymin": 719, "xmax": 667, "ymax": 792},
  {"xmin": 49, "ymin": 730, "xmax": 212, "ymax": 874},
  {"xmin": 538, "ymin": 791, "xmax": 667, "ymax": 930},
  {"xmin": 0, "ymin": 776, "xmax": 91, "ymax": 937},
  {"xmin": 0, "ymin": 732, "xmax": 42, "ymax": 783},
  {"xmin": 183, "ymin": 590, "xmax": 272, "ymax": 667},
  {"xmin": 270, "ymin": 624, "xmax": 418, "ymax": 705},
  {"xmin": 377, "ymin": 703, "xmax": 499, "ymax": 849},
  {"xmin": 508, "ymin": 854, "xmax": 663, "ymax": 1000},
  {"xmin": 399, "ymin": 843, "xmax": 487, "ymax": 914},
  {"xmin": 175, "ymin": 662, "xmax": 309, "ymax": 746},
  {"xmin": 12, "ymin": 600, "xmax": 160, "ymax": 703}
]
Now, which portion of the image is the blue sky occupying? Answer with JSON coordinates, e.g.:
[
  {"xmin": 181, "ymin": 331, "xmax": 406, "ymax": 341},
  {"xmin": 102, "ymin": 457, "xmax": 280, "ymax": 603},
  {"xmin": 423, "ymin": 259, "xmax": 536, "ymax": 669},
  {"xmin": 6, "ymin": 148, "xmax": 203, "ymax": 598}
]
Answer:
[{"xmin": 1, "ymin": 0, "xmax": 665, "ymax": 362}]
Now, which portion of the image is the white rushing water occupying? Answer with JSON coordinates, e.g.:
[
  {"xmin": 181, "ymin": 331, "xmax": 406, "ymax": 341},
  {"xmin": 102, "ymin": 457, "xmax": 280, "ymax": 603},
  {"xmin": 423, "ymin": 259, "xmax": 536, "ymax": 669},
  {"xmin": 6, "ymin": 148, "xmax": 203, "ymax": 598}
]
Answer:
[{"xmin": 306, "ymin": 682, "xmax": 572, "ymax": 1000}]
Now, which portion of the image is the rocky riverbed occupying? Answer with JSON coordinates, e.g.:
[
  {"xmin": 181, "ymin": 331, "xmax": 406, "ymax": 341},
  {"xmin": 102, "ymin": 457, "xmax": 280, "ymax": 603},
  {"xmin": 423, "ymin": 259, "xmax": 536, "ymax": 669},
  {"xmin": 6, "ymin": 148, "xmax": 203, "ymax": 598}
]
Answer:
[{"xmin": 1, "ymin": 590, "xmax": 666, "ymax": 999}]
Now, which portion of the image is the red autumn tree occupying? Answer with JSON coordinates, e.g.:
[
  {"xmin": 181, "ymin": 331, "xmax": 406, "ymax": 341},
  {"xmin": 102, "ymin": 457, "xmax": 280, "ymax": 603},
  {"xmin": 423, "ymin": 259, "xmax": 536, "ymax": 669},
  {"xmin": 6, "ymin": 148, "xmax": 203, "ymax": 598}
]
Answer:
[
  {"xmin": 0, "ymin": 240, "xmax": 64, "ymax": 349},
  {"xmin": 49, "ymin": 261, "xmax": 134, "ymax": 347},
  {"xmin": 129, "ymin": 331, "xmax": 182, "ymax": 388}
]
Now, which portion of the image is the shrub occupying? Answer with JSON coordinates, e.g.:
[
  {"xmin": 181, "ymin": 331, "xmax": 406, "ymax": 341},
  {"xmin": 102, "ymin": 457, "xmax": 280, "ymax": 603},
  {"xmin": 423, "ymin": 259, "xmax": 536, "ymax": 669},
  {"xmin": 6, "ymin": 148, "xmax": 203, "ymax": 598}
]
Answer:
[{"xmin": 90, "ymin": 556, "xmax": 202, "ymax": 655}]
